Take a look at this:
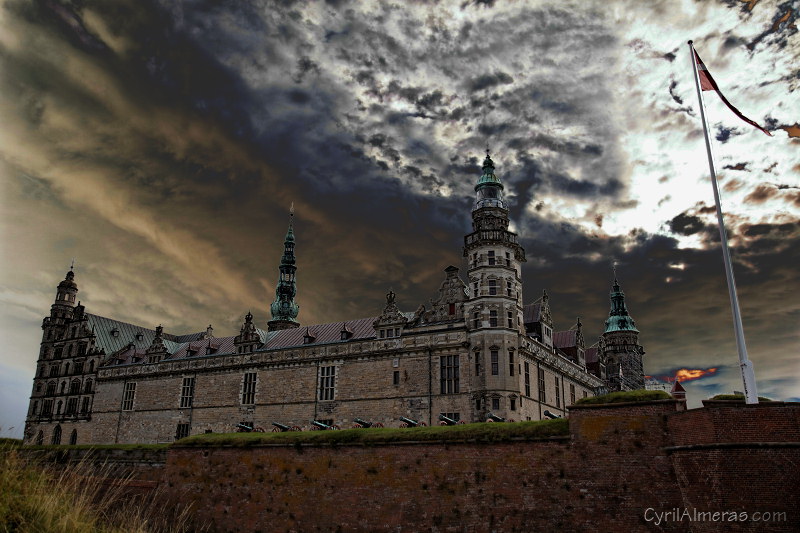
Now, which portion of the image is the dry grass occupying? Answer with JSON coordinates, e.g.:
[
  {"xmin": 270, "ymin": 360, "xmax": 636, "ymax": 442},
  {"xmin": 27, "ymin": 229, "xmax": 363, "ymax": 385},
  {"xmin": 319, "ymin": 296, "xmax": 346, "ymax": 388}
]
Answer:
[{"xmin": 0, "ymin": 440, "xmax": 202, "ymax": 533}]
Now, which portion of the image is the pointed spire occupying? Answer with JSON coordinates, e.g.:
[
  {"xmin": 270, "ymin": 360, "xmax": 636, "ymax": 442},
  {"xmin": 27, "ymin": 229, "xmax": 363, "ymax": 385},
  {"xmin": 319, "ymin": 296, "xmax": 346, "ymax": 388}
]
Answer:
[
  {"xmin": 269, "ymin": 207, "xmax": 300, "ymax": 331},
  {"xmin": 604, "ymin": 271, "xmax": 639, "ymax": 333}
]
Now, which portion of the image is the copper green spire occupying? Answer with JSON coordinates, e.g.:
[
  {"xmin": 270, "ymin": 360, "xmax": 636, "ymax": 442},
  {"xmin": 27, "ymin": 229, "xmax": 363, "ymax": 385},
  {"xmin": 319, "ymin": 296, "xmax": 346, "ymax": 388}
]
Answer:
[
  {"xmin": 604, "ymin": 273, "xmax": 639, "ymax": 333},
  {"xmin": 473, "ymin": 150, "xmax": 507, "ymax": 211},
  {"xmin": 268, "ymin": 206, "xmax": 300, "ymax": 330}
]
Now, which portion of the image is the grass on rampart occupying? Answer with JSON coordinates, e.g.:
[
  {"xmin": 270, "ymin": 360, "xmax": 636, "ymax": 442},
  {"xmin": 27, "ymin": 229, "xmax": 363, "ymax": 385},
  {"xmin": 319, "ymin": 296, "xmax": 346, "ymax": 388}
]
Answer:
[
  {"xmin": 178, "ymin": 418, "xmax": 570, "ymax": 447},
  {"xmin": 0, "ymin": 440, "xmax": 199, "ymax": 532},
  {"xmin": 574, "ymin": 389, "xmax": 671, "ymax": 405},
  {"xmin": 710, "ymin": 394, "xmax": 774, "ymax": 402}
]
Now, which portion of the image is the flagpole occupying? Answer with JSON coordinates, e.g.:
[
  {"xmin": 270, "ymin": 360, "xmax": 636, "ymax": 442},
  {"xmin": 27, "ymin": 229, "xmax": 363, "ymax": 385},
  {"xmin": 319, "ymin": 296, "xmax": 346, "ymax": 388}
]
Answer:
[{"xmin": 688, "ymin": 40, "xmax": 758, "ymax": 404}]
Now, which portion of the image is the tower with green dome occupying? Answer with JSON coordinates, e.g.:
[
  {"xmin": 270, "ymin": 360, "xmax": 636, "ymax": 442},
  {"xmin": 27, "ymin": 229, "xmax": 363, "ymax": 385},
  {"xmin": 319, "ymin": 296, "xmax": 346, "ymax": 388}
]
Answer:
[
  {"xmin": 268, "ymin": 207, "xmax": 300, "ymax": 332},
  {"xmin": 601, "ymin": 273, "xmax": 645, "ymax": 390}
]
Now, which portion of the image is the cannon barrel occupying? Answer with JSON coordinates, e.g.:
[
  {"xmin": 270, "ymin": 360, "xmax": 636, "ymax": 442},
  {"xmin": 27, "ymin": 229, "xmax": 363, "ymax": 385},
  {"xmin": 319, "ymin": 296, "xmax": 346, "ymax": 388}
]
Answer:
[
  {"xmin": 399, "ymin": 416, "xmax": 419, "ymax": 427},
  {"xmin": 237, "ymin": 423, "xmax": 253, "ymax": 432},
  {"xmin": 543, "ymin": 410, "xmax": 562, "ymax": 419},
  {"xmin": 438, "ymin": 414, "xmax": 458, "ymax": 426},
  {"xmin": 487, "ymin": 412, "xmax": 506, "ymax": 422},
  {"xmin": 353, "ymin": 417, "xmax": 373, "ymax": 428},
  {"xmin": 312, "ymin": 420, "xmax": 335, "ymax": 430},
  {"xmin": 272, "ymin": 422, "xmax": 291, "ymax": 432}
]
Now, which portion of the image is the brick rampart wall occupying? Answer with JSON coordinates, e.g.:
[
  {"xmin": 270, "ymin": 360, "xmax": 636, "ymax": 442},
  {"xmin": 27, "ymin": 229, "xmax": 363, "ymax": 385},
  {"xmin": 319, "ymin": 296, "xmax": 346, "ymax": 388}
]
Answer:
[{"xmin": 25, "ymin": 402, "xmax": 799, "ymax": 532}]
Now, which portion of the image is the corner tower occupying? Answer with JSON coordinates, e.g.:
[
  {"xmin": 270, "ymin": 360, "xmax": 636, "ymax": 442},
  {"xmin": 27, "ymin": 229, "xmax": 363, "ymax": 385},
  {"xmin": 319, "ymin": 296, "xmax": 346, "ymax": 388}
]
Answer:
[
  {"xmin": 268, "ymin": 207, "xmax": 300, "ymax": 331},
  {"xmin": 601, "ymin": 274, "xmax": 645, "ymax": 390},
  {"xmin": 463, "ymin": 152, "xmax": 526, "ymax": 421}
]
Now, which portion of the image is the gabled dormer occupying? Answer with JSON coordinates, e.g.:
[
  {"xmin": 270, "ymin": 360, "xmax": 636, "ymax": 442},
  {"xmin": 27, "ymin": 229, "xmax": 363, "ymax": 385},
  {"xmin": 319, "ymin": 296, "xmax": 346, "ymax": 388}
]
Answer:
[{"xmin": 373, "ymin": 290, "xmax": 408, "ymax": 339}]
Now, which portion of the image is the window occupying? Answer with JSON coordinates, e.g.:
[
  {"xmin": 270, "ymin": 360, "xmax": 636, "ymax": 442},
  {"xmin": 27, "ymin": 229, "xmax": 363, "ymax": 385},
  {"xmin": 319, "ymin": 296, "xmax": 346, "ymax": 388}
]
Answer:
[
  {"xmin": 69, "ymin": 429, "xmax": 77, "ymax": 445},
  {"xmin": 64, "ymin": 363, "xmax": 70, "ymax": 374},
  {"xmin": 69, "ymin": 379, "xmax": 80, "ymax": 395},
  {"xmin": 42, "ymin": 400, "xmax": 53, "ymax": 416},
  {"xmin": 449, "ymin": 303, "xmax": 455, "ymax": 315},
  {"xmin": 440, "ymin": 412, "xmax": 460, "ymax": 422},
  {"xmin": 180, "ymin": 377, "xmax": 196, "ymax": 408},
  {"xmin": 176, "ymin": 423, "xmax": 190, "ymax": 440},
  {"xmin": 475, "ymin": 358, "xmax": 481, "ymax": 376},
  {"xmin": 538, "ymin": 368, "xmax": 546, "ymax": 403},
  {"xmin": 83, "ymin": 379, "xmax": 92, "ymax": 393},
  {"xmin": 60, "ymin": 381, "xmax": 66, "ymax": 393},
  {"xmin": 510, "ymin": 397, "xmax": 517, "ymax": 411},
  {"xmin": 393, "ymin": 370, "xmax": 400, "ymax": 386},
  {"xmin": 488, "ymin": 279, "xmax": 497, "ymax": 295},
  {"xmin": 88, "ymin": 360, "xmax": 94, "ymax": 372},
  {"xmin": 186, "ymin": 348, "xmax": 197, "ymax": 357},
  {"xmin": 318, "ymin": 365, "xmax": 336, "ymax": 401},
  {"xmin": 46, "ymin": 381, "xmax": 56, "ymax": 396},
  {"xmin": 440, "ymin": 355, "xmax": 459, "ymax": 394},
  {"xmin": 49, "ymin": 365, "xmax": 59, "ymax": 377},
  {"xmin": 507, "ymin": 311, "xmax": 513, "ymax": 328},
  {"xmin": 492, "ymin": 398, "xmax": 500, "ymax": 410},
  {"xmin": 524, "ymin": 362, "xmax": 531, "ymax": 397},
  {"xmin": 505, "ymin": 252, "xmax": 511, "ymax": 266},
  {"xmin": 51, "ymin": 425, "xmax": 62, "ymax": 445},
  {"xmin": 77, "ymin": 343, "xmax": 86, "ymax": 356},
  {"xmin": 67, "ymin": 345, "xmax": 72, "ymax": 356},
  {"xmin": 74, "ymin": 361, "xmax": 84, "ymax": 374},
  {"xmin": 379, "ymin": 329, "xmax": 385, "ymax": 339},
  {"xmin": 54, "ymin": 347, "xmax": 62, "ymax": 359},
  {"xmin": 473, "ymin": 312, "xmax": 480, "ymax": 329},
  {"xmin": 488, "ymin": 251, "xmax": 495, "ymax": 265},
  {"xmin": 71, "ymin": 327, "xmax": 76, "ymax": 337},
  {"xmin": 489, "ymin": 310, "xmax": 497, "ymax": 327},
  {"xmin": 66, "ymin": 397, "xmax": 78, "ymax": 415},
  {"xmin": 490, "ymin": 350, "xmax": 499, "ymax": 375},
  {"xmin": 242, "ymin": 372, "xmax": 257, "ymax": 405},
  {"xmin": 81, "ymin": 397, "xmax": 90, "ymax": 414},
  {"xmin": 122, "ymin": 382, "xmax": 136, "ymax": 411},
  {"xmin": 475, "ymin": 398, "xmax": 481, "ymax": 411},
  {"xmin": 570, "ymin": 384, "xmax": 576, "ymax": 405},
  {"xmin": 583, "ymin": 391, "xmax": 588, "ymax": 399},
  {"xmin": 473, "ymin": 282, "xmax": 478, "ymax": 296},
  {"xmin": 56, "ymin": 400, "xmax": 62, "ymax": 414},
  {"xmin": 507, "ymin": 280, "xmax": 512, "ymax": 297},
  {"xmin": 38, "ymin": 366, "xmax": 45, "ymax": 377},
  {"xmin": 555, "ymin": 377, "xmax": 561, "ymax": 408},
  {"xmin": 36, "ymin": 383, "xmax": 42, "ymax": 393}
]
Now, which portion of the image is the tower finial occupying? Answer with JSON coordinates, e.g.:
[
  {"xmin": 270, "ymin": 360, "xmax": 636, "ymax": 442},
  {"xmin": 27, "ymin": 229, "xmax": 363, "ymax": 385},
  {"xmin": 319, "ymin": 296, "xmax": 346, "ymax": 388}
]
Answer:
[
  {"xmin": 70, "ymin": 258, "xmax": 75, "ymax": 271},
  {"xmin": 290, "ymin": 201, "xmax": 294, "ymax": 216}
]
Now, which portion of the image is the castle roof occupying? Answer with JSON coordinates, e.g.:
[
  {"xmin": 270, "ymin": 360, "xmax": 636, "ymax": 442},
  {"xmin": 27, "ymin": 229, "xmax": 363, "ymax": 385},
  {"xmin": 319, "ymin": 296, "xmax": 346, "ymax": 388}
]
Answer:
[
  {"xmin": 97, "ymin": 313, "xmax": 413, "ymax": 367},
  {"xmin": 553, "ymin": 330, "xmax": 577, "ymax": 349}
]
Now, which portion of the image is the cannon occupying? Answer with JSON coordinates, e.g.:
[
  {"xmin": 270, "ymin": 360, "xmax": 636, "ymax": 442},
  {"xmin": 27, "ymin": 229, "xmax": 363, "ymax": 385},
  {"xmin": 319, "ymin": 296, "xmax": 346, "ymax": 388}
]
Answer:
[
  {"xmin": 237, "ymin": 422, "xmax": 254, "ymax": 432},
  {"xmin": 399, "ymin": 416, "xmax": 426, "ymax": 428},
  {"xmin": 311, "ymin": 420, "xmax": 339, "ymax": 431},
  {"xmin": 438, "ymin": 414, "xmax": 460, "ymax": 426},
  {"xmin": 353, "ymin": 417, "xmax": 372, "ymax": 428},
  {"xmin": 272, "ymin": 422, "xmax": 302, "ymax": 432},
  {"xmin": 486, "ymin": 413, "xmax": 506, "ymax": 423},
  {"xmin": 543, "ymin": 410, "xmax": 562, "ymax": 419}
]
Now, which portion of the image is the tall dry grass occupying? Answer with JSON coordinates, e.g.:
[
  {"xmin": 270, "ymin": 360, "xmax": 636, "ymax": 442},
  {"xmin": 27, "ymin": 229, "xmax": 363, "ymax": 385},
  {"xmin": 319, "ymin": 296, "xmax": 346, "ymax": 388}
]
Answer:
[{"xmin": 0, "ymin": 440, "xmax": 204, "ymax": 533}]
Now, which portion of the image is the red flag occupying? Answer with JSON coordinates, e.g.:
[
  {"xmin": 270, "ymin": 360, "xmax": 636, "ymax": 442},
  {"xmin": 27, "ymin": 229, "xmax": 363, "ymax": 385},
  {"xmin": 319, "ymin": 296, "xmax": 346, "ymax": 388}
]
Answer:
[{"xmin": 693, "ymin": 50, "xmax": 772, "ymax": 136}]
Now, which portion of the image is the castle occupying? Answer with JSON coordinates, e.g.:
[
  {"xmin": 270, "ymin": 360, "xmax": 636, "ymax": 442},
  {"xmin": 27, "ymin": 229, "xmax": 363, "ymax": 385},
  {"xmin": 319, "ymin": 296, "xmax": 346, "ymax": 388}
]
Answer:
[{"xmin": 24, "ymin": 154, "xmax": 644, "ymax": 445}]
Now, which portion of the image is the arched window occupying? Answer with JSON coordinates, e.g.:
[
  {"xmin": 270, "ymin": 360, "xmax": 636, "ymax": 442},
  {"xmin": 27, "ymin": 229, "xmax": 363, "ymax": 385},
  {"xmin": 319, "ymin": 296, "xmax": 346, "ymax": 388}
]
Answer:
[
  {"xmin": 70, "ymin": 379, "xmax": 80, "ymax": 395},
  {"xmin": 35, "ymin": 431, "xmax": 43, "ymax": 445},
  {"xmin": 64, "ymin": 362, "xmax": 70, "ymax": 374},
  {"xmin": 81, "ymin": 397, "xmax": 90, "ymax": 414},
  {"xmin": 69, "ymin": 429, "xmax": 77, "ymax": 445},
  {"xmin": 56, "ymin": 400, "xmax": 63, "ymax": 414},
  {"xmin": 88, "ymin": 360, "xmax": 95, "ymax": 372},
  {"xmin": 60, "ymin": 381, "xmax": 66, "ymax": 393},
  {"xmin": 84, "ymin": 379, "xmax": 93, "ymax": 393},
  {"xmin": 46, "ymin": 381, "xmax": 56, "ymax": 396},
  {"xmin": 52, "ymin": 425, "xmax": 62, "ymax": 445}
]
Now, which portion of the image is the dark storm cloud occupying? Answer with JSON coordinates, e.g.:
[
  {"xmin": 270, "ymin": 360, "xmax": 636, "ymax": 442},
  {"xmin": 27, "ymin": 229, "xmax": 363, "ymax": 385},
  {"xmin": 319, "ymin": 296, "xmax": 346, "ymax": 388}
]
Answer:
[{"xmin": 466, "ymin": 71, "xmax": 514, "ymax": 92}]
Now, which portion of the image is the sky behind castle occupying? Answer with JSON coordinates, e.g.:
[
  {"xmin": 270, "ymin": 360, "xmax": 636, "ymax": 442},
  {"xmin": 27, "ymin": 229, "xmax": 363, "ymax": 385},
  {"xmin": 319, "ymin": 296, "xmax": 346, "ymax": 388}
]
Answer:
[{"xmin": 1, "ymin": 0, "xmax": 798, "ymax": 437}]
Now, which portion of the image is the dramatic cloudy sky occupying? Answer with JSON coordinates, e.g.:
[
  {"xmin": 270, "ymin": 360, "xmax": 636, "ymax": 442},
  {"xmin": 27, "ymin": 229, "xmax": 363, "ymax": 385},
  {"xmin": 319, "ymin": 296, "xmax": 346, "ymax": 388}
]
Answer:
[{"xmin": 1, "ymin": 0, "xmax": 798, "ymax": 436}]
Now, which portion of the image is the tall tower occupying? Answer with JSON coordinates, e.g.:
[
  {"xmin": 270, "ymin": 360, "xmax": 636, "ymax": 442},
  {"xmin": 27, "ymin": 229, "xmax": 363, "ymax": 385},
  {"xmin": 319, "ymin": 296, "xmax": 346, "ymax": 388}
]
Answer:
[
  {"xmin": 268, "ymin": 207, "xmax": 300, "ymax": 331},
  {"xmin": 463, "ymin": 152, "xmax": 526, "ymax": 420},
  {"xmin": 601, "ymin": 274, "xmax": 645, "ymax": 390}
]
